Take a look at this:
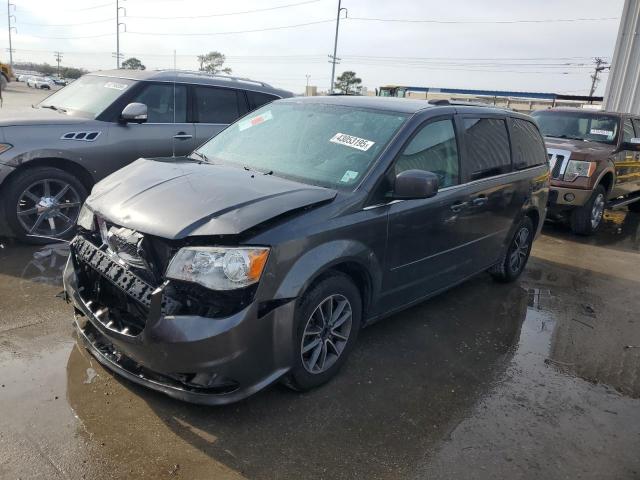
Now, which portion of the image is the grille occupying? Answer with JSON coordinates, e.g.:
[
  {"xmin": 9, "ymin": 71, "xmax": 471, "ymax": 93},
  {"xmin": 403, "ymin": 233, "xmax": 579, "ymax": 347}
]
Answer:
[{"xmin": 547, "ymin": 148, "xmax": 572, "ymax": 180}]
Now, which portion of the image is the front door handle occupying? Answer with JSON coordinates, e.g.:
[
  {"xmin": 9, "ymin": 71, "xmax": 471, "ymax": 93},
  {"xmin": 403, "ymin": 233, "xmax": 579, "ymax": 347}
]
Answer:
[
  {"xmin": 173, "ymin": 132, "xmax": 193, "ymax": 140},
  {"xmin": 450, "ymin": 201, "xmax": 468, "ymax": 213},
  {"xmin": 472, "ymin": 196, "xmax": 488, "ymax": 206}
]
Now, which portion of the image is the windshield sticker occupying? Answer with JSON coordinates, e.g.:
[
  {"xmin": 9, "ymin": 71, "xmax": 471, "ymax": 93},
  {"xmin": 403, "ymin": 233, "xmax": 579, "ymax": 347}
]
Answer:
[
  {"xmin": 340, "ymin": 170, "xmax": 359, "ymax": 183},
  {"xmin": 590, "ymin": 129, "xmax": 614, "ymax": 137},
  {"xmin": 330, "ymin": 133, "xmax": 375, "ymax": 152},
  {"xmin": 239, "ymin": 110, "xmax": 273, "ymax": 131},
  {"xmin": 103, "ymin": 82, "xmax": 128, "ymax": 91}
]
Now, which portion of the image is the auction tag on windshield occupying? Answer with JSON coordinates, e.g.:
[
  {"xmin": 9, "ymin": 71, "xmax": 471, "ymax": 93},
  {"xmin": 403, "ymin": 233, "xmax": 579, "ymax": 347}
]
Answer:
[
  {"xmin": 340, "ymin": 170, "xmax": 359, "ymax": 183},
  {"xmin": 103, "ymin": 82, "xmax": 128, "ymax": 91},
  {"xmin": 239, "ymin": 110, "xmax": 273, "ymax": 131},
  {"xmin": 590, "ymin": 129, "xmax": 613, "ymax": 136},
  {"xmin": 330, "ymin": 133, "xmax": 375, "ymax": 152}
]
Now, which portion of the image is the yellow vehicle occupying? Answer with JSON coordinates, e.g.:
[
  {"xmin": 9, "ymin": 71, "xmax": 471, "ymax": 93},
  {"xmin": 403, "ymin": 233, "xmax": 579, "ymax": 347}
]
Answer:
[{"xmin": 1, "ymin": 63, "xmax": 13, "ymax": 91}]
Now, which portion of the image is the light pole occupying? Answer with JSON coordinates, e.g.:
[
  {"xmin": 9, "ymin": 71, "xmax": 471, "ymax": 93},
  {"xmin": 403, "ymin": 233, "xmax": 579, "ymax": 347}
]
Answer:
[
  {"xmin": 305, "ymin": 74, "xmax": 310, "ymax": 95},
  {"xmin": 329, "ymin": 0, "xmax": 347, "ymax": 94},
  {"xmin": 7, "ymin": 1, "xmax": 16, "ymax": 70}
]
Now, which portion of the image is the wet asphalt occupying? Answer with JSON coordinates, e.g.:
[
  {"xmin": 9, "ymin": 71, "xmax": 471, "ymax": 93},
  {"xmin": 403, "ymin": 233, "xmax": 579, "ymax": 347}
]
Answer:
[{"xmin": 0, "ymin": 209, "xmax": 639, "ymax": 480}]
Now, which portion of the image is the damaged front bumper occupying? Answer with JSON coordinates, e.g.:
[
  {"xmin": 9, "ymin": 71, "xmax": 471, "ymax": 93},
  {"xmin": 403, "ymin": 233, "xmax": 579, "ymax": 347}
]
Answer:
[{"xmin": 64, "ymin": 236, "xmax": 296, "ymax": 405}]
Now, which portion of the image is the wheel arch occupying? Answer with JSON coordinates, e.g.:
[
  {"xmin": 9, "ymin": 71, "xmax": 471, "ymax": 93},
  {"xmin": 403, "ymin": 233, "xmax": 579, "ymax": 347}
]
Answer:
[
  {"xmin": 1, "ymin": 157, "xmax": 95, "ymax": 194},
  {"xmin": 596, "ymin": 170, "xmax": 615, "ymax": 195}
]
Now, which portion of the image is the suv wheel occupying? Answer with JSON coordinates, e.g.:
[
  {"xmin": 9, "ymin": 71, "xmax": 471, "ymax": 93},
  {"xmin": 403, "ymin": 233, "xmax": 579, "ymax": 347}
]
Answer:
[
  {"xmin": 282, "ymin": 273, "xmax": 361, "ymax": 391},
  {"xmin": 490, "ymin": 216, "xmax": 534, "ymax": 283},
  {"xmin": 570, "ymin": 185, "xmax": 606, "ymax": 235},
  {"xmin": 3, "ymin": 167, "xmax": 87, "ymax": 244}
]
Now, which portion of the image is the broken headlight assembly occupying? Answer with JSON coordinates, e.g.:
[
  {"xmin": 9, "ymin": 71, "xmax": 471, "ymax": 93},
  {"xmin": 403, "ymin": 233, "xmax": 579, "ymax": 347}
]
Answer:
[
  {"xmin": 563, "ymin": 160, "xmax": 596, "ymax": 182},
  {"xmin": 166, "ymin": 247, "xmax": 269, "ymax": 291},
  {"xmin": 76, "ymin": 203, "xmax": 95, "ymax": 231}
]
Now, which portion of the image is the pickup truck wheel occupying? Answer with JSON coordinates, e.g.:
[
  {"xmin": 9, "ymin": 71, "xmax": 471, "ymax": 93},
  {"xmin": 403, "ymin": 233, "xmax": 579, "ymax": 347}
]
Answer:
[
  {"xmin": 490, "ymin": 216, "xmax": 533, "ymax": 283},
  {"xmin": 282, "ymin": 273, "xmax": 361, "ymax": 392},
  {"xmin": 3, "ymin": 167, "xmax": 87, "ymax": 244},
  {"xmin": 570, "ymin": 185, "xmax": 606, "ymax": 235}
]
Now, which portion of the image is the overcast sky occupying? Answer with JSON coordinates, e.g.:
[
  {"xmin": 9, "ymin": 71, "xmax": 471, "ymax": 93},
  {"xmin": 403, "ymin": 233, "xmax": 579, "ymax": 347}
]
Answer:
[{"xmin": 1, "ymin": 0, "xmax": 624, "ymax": 94}]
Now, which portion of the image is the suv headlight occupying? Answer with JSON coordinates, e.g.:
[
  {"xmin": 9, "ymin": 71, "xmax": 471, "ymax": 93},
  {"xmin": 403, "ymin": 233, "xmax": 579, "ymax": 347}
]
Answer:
[
  {"xmin": 166, "ymin": 247, "xmax": 270, "ymax": 290},
  {"xmin": 0, "ymin": 143, "xmax": 12, "ymax": 155},
  {"xmin": 76, "ymin": 203, "xmax": 95, "ymax": 230},
  {"xmin": 563, "ymin": 160, "xmax": 596, "ymax": 182}
]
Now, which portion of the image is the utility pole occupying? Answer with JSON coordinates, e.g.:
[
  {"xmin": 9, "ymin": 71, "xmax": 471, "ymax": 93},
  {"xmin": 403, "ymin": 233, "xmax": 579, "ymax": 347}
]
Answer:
[
  {"xmin": 329, "ymin": 0, "xmax": 347, "ymax": 94},
  {"xmin": 7, "ymin": 1, "xmax": 16, "ymax": 70},
  {"xmin": 305, "ymin": 74, "xmax": 310, "ymax": 95},
  {"xmin": 115, "ymin": 0, "xmax": 126, "ymax": 68},
  {"xmin": 588, "ymin": 57, "xmax": 610, "ymax": 103},
  {"xmin": 53, "ymin": 51, "xmax": 63, "ymax": 77}
]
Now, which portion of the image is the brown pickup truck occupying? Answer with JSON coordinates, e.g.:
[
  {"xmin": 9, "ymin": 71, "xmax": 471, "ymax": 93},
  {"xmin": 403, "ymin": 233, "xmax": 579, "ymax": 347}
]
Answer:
[{"xmin": 531, "ymin": 108, "xmax": 640, "ymax": 235}]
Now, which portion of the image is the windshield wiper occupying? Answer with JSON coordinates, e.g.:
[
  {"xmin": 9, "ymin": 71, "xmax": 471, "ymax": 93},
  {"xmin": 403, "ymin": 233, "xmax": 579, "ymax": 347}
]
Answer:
[
  {"xmin": 40, "ymin": 105, "xmax": 67, "ymax": 113},
  {"xmin": 550, "ymin": 134, "xmax": 585, "ymax": 142},
  {"xmin": 190, "ymin": 151, "xmax": 211, "ymax": 163}
]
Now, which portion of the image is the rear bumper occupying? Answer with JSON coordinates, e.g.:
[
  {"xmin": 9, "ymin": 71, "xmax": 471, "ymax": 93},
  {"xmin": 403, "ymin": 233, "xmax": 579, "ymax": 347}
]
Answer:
[{"xmin": 63, "ymin": 244, "xmax": 296, "ymax": 405}]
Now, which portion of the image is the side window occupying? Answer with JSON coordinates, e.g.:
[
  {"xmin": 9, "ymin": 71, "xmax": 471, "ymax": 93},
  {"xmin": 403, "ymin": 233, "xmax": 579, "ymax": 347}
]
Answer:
[
  {"xmin": 511, "ymin": 118, "xmax": 547, "ymax": 169},
  {"xmin": 246, "ymin": 91, "xmax": 278, "ymax": 110},
  {"xmin": 132, "ymin": 83, "xmax": 187, "ymax": 123},
  {"xmin": 395, "ymin": 119, "xmax": 459, "ymax": 188},
  {"xmin": 632, "ymin": 119, "xmax": 640, "ymax": 139},
  {"xmin": 194, "ymin": 87, "xmax": 241, "ymax": 124},
  {"xmin": 623, "ymin": 119, "xmax": 635, "ymax": 143},
  {"xmin": 462, "ymin": 117, "xmax": 511, "ymax": 180}
]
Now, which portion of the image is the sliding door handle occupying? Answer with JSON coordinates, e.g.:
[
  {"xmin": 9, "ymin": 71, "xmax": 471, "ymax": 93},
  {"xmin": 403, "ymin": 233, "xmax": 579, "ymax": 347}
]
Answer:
[{"xmin": 173, "ymin": 132, "xmax": 193, "ymax": 140}]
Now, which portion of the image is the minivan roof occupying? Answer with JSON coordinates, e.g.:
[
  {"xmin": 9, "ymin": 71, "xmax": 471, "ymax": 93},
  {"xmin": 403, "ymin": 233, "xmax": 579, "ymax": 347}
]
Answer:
[
  {"xmin": 88, "ymin": 69, "xmax": 293, "ymax": 97},
  {"xmin": 278, "ymin": 95, "xmax": 516, "ymax": 116}
]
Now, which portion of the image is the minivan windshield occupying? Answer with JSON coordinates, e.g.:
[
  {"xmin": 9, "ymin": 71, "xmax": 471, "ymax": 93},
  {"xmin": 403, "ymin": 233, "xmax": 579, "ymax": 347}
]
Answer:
[
  {"xmin": 38, "ymin": 75, "xmax": 135, "ymax": 118},
  {"xmin": 531, "ymin": 110, "xmax": 620, "ymax": 145},
  {"xmin": 194, "ymin": 102, "xmax": 408, "ymax": 189}
]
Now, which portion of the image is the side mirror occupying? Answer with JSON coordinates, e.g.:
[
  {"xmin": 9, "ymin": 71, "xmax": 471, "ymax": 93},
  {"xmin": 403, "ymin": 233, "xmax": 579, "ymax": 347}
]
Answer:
[
  {"xmin": 393, "ymin": 169, "xmax": 439, "ymax": 200},
  {"xmin": 620, "ymin": 138, "xmax": 640, "ymax": 151},
  {"xmin": 120, "ymin": 102, "xmax": 148, "ymax": 124}
]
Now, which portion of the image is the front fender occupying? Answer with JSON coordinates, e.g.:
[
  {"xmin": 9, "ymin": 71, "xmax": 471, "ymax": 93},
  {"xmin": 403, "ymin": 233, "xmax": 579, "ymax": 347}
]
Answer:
[{"xmin": 270, "ymin": 239, "xmax": 383, "ymax": 307}]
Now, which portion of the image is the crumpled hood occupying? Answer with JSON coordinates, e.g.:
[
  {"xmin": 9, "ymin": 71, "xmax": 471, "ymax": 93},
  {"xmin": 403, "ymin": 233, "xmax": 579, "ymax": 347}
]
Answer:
[
  {"xmin": 87, "ymin": 157, "xmax": 337, "ymax": 239},
  {"xmin": 544, "ymin": 137, "xmax": 614, "ymax": 161},
  {"xmin": 0, "ymin": 107, "xmax": 91, "ymax": 127}
]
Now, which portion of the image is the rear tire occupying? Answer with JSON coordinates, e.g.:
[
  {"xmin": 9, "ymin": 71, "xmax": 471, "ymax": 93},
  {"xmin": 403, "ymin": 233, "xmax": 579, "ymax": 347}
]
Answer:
[
  {"xmin": 570, "ymin": 185, "xmax": 606, "ymax": 235},
  {"xmin": 3, "ymin": 167, "xmax": 87, "ymax": 244},
  {"xmin": 282, "ymin": 273, "xmax": 362, "ymax": 392},
  {"xmin": 490, "ymin": 216, "xmax": 534, "ymax": 283}
]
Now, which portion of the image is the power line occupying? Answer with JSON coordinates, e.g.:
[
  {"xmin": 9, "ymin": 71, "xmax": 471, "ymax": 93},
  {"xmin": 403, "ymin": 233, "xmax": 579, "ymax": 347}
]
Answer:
[
  {"xmin": 126, "ymin": 0, "xmax": 322, "ymax": 20},
  {"xmin": 127, "ymin": 18, "xmax": 335, "ymax": 36},
  {"xmin": 18, "ymin": 17, "xmax": 115, "ymax": 27},
  {"xmin": 348, "ymin": 16, "xmax": 619, "ymax": 25}
]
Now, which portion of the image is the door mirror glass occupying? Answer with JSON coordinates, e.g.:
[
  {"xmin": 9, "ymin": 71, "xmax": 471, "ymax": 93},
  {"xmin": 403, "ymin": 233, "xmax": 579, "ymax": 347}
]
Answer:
[
  {"xmin": 393, "ymin": 169, "xmax": 439, "ymax": 199},
  {"xmin": 120, "ymin": 102, "xmax": 148, "ymax": 124}
]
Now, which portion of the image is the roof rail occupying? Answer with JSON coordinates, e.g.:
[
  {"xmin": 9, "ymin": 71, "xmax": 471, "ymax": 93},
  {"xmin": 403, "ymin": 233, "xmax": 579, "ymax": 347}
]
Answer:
[
  {"xmin": 427, "ymin": 99, "xmax": 507, "ymax": 109},
  {"xmin": 171, "ymin": 70, "xmax": 273, "ymax": 88}
]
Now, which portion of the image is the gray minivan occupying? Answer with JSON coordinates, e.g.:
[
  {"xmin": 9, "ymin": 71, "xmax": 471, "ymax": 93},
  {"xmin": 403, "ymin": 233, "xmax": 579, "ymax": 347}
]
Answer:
[
  {"xmin": 64, "ymin": 96, "xmax": 550, "ymax": 405},
  {"xmin": 0, "ymin": 70, "xmax": 292, "ymax": 242}
]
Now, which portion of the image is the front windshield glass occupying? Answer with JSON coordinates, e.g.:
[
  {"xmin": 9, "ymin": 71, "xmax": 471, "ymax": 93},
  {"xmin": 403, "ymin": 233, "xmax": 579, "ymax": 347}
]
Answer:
[
  {"xmin": 38, "ymin": 75, "xmax": 135, "ymax": 118},
  {"xmin": 195, "ymin": 102, "xmax": 408, "ymax": 189},
  {"xmin": 532, "ymin": 111, "xmax": 620, "ymax": 145}
]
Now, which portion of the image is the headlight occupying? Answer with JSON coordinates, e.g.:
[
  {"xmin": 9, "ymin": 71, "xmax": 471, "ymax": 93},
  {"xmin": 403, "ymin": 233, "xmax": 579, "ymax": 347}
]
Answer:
[
  {"xmin": 563, "ymin": 160, "xmax": 596, "ymax": 182},
  {"xmin": 0, "ymin": 143, "xmax": 12, "ymax": 155},
  {"xmin": 166, "ymin": 247, "xmax": 270, "ymax": 290},
  {"xmin": 76, "ymin": 203, "xmax": 95, "ymax": 230}
]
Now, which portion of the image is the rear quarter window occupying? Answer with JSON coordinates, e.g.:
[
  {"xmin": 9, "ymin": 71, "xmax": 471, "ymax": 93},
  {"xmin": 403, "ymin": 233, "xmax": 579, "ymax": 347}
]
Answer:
[{"xmin": 511, "ymin": 118, "xmax": 548, "ymax": 169}]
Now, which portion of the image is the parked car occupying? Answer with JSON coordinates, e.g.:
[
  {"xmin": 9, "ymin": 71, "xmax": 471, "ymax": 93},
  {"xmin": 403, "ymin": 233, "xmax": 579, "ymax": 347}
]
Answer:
[
  {"xmin": 0, "ymin": 70, "xmax": 292, "ymax": 242},
  {"xmin": 52, "ymin": 78, "xmax": 68, "ymax": 86},
  {"xmin": 531, "ymin": 108, "xmax": 640, "ymax": 234},
  {"xmin": 64, "ymin": 97, "xmax": 550, "ymax": 405},
  {"xmin": 27, "ymin": 76, "xmax": 53, "ymax": 89}
]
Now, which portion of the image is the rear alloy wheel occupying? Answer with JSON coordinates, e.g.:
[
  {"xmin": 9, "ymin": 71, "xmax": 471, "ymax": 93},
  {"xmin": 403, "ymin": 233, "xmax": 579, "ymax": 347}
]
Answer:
[
  {"xmin": 4, "ymin": 167, "xmax": 87, "ymax": 244},
  {"xmin": 570, "ymin": 185, "xmax": 606, "ymax": 235},
  {"xmin": 490, "ymin": 216, "xmax": 534, "ymax": 283},
  {"xmin": 283, "ymin": 273, "xmax": 361, "ymax": 391}
]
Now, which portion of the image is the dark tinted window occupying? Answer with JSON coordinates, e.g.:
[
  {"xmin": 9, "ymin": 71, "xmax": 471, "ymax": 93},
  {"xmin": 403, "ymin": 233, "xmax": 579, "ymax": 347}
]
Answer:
[
  {"xmin": 623, "ymin": 119, "xmax": 635, "ymax": 143},
  {"xmin": 133, "ymin": 83, "xmax": 187, "ymax": 123},
  {"xmin": 395, "ymin": 119, "xmax": 459, "ymax": 187},
  {"xmin": 462, "ymin": 118, "xmax": 511, "ymax": 180},
  {"xmin": 247, "ymin": 91, "xmax": 278, "ymax": 110},
  {"xmin": 632, "ymin": 119, "xmax": 640, "ymax": 138},
  {"xmin": 511, "ymin": 118, "xmax": 547, "ymax": 169},
  {"xmin": 194, "ymin": 87, "xmax": 241, "ymax": 124}
]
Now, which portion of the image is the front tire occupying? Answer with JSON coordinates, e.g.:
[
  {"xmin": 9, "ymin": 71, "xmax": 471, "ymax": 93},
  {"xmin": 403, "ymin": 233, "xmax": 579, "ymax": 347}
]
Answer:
[
  {"xmin": 283, "ymin": 273, "xmax": 362, "ymax": 391},
  {"xmin": 490, "ymin": 216, "xmax": 534, "ymax": 283},
  {"xmin": 570, "ymin": 185, "xmax": 606, "ymax": 235},
  {"xmin": 3, "ymin": 167, "xmax": 87, "ymax": 244}
]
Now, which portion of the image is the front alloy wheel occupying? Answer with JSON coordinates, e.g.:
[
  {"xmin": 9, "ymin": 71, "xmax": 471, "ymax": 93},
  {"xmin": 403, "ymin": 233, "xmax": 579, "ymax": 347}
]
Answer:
[{"xmin": 301, "ymin": 294, "xmax": 353, "ymax": 374}]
